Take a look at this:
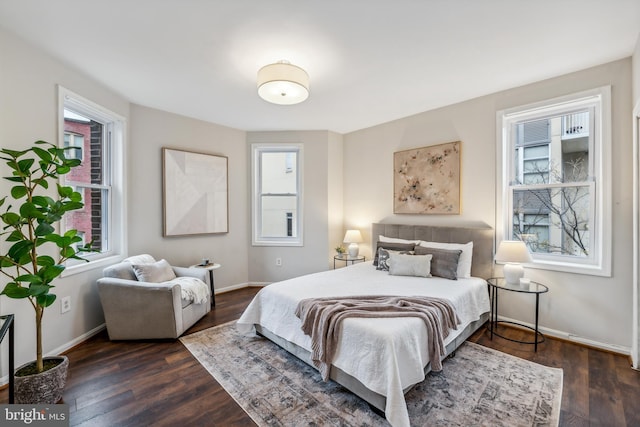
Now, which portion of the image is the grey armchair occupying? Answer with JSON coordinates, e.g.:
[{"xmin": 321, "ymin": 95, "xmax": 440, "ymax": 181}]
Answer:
[{"xmin": 97, "ymin": 255, "xmax": 211, "ymax": 340}]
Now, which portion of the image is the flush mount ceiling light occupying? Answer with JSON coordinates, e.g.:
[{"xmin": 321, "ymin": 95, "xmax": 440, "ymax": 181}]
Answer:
[{"xmin": 257, "ymin": 60, "xmax": 309, "ymax": 105}]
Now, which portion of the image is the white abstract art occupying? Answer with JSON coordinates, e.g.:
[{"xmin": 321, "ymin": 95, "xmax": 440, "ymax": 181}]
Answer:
[{"xmin": 163, "ymin": 148, "xmax": 228, "ymax": 236}]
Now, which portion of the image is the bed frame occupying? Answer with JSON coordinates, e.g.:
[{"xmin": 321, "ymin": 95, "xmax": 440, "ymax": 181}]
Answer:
[{"xmin": 256, "ymin": 223, "xmax": 494, "ymax": 414}]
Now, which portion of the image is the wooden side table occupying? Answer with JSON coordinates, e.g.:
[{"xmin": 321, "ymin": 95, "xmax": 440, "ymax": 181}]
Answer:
[{"xmin": 189, "ymin": 263, "xmax": 221, "ymax": 307}]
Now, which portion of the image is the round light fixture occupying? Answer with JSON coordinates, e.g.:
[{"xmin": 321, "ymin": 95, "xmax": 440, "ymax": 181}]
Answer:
[{"xmin": 257, "ymin": 61, "xmax": 309, "ymax": 105}]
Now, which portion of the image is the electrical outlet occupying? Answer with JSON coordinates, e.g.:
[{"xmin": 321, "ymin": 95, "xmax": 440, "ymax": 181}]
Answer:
[
  {"xmin": 61, "ymin": 296, "xmax": 71, "ymax": 314},
  {"xmin": 276, "ymin": 257, "xmax": 282, "ymax": 267}
]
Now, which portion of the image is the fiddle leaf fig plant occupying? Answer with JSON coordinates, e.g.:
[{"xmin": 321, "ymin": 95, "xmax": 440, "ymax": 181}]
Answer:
[{"xmin": 0, "ymin": 140, "xmax": 93, "ymax": 373}]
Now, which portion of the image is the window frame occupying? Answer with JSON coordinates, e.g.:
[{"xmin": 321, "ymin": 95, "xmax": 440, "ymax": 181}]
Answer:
[
  {"xmin": 497, "ymin": 86, "xmax": 611, "ymax": 276},
  {"xmin": 58, "ymin": 86, "xmax": 127, "ymax": 275},
  {"xmin": 251, "ymin": 143, "xmax": 304, "ymax": 246}
]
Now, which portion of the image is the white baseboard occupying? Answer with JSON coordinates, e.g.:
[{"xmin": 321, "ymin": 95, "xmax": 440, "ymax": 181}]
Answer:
[
  {"xmin": 215, "ymin": 282, "xmax": 268, "ymax": 293},
  {"xmin": 48, "ymin": 323, "xmax": 107, "ymax": 356},
  {"xmin": 498, "ymin": 315, "xmax": 631, "ymax": 355}
]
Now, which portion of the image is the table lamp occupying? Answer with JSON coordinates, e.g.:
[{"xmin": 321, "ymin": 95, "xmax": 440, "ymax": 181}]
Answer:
[
  {"xmin": 495, "ymin": 240, "xmax": 533, "ymax": 285},
  {"xmin": 343, "ymin": 230, "xmax": 363, "ymax": 257}
]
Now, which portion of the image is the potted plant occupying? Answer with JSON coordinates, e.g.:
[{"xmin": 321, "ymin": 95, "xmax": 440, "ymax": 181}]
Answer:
[
  {"xmin": 335, "ymin": 245, "xmax": 345, "ymax": 256},
  {"xmin": 0, "ymin": 140, "xmax": 91, "ymax": 404}
]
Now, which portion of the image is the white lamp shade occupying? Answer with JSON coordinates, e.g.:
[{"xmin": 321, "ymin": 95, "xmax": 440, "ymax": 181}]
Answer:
[
  {"xmin": 257, "ymin": 61, "xmax": 309, "ymax": 105},
  {"xmin": 343, "ymin": 230, "xmax": 363, "ymax": 244},
  {"xmin": 343, "ymin": 229, "xmax": 363, "ymax": 257},
  {"xmin": 495, "ymin": 240, "xmax": 533, "ymax": 264}
]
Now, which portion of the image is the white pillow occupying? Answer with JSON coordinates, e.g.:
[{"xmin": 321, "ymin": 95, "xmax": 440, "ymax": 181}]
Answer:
[
  {"xmin": 388, "ymin": 252, "xmax": 432, "ymax": 277},
  {"xmin": 131, "ymin": 259, "xmax": 177, "ymax": 283},
  {"xmin": 418, "ymin": 241, "xmax": 473, "ymax": 278},
  {"xmin": 379, "ymin": 235, "xmax": 421, "ymax": 245}
]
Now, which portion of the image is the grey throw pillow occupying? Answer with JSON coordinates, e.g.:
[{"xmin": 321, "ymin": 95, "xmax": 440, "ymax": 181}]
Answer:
[
  {"xmin": 388, "ymin": 252, "xmax": 432, "ymax": 277},
  {"xmin": 414, "ymin": 246, "xmax": 462, "ymax": 280}
]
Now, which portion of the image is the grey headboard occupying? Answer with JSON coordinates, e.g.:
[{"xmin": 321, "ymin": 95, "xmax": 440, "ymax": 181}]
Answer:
[{"xmin": 371, "ymin": 223, "xmax": 494, "ymax": 279}]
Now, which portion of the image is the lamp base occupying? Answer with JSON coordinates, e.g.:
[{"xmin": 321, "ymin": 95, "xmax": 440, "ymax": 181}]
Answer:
[
  {"xmin": 503, "ymin": 263, "xmax": 524, "ymax": 285},
  {"xmin": 348, "ymin": 243, "xmax": 359, "ymax": 257}
]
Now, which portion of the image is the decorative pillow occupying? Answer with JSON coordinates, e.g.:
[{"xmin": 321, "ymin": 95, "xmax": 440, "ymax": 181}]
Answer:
[
  {"xmin": 418, "ymin": 241, "xmax": 473, "ymax": 278},
  {"xmin": 414, "ymin": 246, "xmax": 462, "ymax": 280},
  {"xmin": 376, "ymin": 247, "xmax": 415, "ymax": 271},
  {"xmin": 131, "ymin": 259, "xmax": 177, "ymax": 283},
  {"xmin": 388, "ymin": 252, "xmax": 432, "ymax": 277},
  {"xmin": 373, "ymin": 241, "xmax": 416, "ymax": 266}
]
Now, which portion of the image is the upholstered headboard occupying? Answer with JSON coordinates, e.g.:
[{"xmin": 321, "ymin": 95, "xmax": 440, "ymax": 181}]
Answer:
[{"xmin": 371, "ymin": 223, "xmax": 494, "ymax": 279}]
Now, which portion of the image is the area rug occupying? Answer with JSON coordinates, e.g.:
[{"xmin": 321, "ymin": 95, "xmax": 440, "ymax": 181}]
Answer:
[{"xmin": 180, "ymin": 322, "xmax": 562, "ymax": 426}]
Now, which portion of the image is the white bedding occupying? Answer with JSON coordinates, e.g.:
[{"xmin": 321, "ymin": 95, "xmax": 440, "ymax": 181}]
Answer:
[{"xmin": 237, "ymin": 261, "xmax": 490, "ymax": 427}]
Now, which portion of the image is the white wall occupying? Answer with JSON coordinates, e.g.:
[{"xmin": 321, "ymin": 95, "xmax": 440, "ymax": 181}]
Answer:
[
  {"xmin": 129, "ymin": 105, "xmax": 249, "ymax": 291},
  {"xmin": 631, "ymin": 33, "xmax": 640, "ymax": 366},
  {"xmin": 327, "ymin": 132, "xmax": 345, "ymax": 265},
  {"xmin": 0, "ymin": 28, "xmax": 130, "ymax": 373},
  {"xmin": 247, "ymin": 131, "xmax": 342, "ymax": 282},
  {"xmin": 344, "ymin": 59, "xmax": 634, "ymax": 351}
]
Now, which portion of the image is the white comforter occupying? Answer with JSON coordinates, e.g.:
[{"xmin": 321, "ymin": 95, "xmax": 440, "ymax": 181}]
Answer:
[{"xmin": 236, "ymin": 261, "xmax": 490, "ymax": 427}]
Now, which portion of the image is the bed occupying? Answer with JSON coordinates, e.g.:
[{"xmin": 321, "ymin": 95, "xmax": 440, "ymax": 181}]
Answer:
[{"xmin": 237, "ymin": 223, "xmax": 494, "ymax": 427}]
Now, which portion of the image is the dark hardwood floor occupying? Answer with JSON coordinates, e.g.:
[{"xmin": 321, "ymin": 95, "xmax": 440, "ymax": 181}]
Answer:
[{"xmin": 2, "ymin": 287, "xmax": 639, "ymax": 426}]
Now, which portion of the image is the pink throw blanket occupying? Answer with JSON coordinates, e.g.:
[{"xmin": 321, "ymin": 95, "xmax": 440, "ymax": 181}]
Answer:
[{"xmin": 295, "ymin": 295, "xmax": 460, "ymax": 381}]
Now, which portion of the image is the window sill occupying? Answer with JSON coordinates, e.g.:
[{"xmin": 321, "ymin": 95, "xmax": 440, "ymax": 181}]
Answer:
[
  {"xmin": 252, "ymin": 240, "xmax": 304, "ymax": 247},
  {"xmin": 61, "ymin": 253, "xmax": 124, "ymax": 277},
  {"xmin": 524, "ymin": 259, "xmax": 611, "ymax": 277}
]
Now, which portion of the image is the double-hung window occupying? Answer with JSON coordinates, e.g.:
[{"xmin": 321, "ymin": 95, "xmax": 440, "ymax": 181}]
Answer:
[
  {"xmin": 252, "ymin": 144, "xmax": 303, "ymax": 246},
  {"xmin": 59, "ymin": 86, "xmax": 126, "ymax": 272},
  {"xmin": 498, "ymin": 87, "xmax": 611, "ymax": 276}
]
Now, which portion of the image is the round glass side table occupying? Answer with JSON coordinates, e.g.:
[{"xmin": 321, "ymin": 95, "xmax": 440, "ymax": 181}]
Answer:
[{"xmin": 487, "ymin": 277, "xmax": 549, "ymax": 351}]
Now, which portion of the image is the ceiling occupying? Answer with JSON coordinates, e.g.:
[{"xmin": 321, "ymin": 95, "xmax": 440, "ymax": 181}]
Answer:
[{"xmin": 1, "ymin": 1, "xmax": 639, "ymax": 134}]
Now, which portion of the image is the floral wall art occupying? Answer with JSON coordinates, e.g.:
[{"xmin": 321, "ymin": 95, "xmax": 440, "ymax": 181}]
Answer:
[{"xmin": 394, "ymin": 141, "xmax": 461, "ymax": 214}]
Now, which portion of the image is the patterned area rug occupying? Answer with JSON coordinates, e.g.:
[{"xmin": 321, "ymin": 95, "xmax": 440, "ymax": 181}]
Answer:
[{"xmin": 180, "ymin": 322, "xmax": 562, "ymax": 427}]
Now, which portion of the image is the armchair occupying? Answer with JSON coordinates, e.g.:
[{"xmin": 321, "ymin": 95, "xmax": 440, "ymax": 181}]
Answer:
[{"xmin": 97, "ymin": 255, "xmax": 211, "ymax": 340}]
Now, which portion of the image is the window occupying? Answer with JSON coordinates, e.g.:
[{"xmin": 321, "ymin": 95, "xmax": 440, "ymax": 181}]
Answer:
[
  {"xmin": 63, "ymin": 132, "xmax": 84, "ymax": 160},
  {"xmin": 59, "ymin": 86, "xmax": 126, "ymax": 273},
  {"xmin": 498, "ymin": 87, "xmax": 611, "ymax": 276},
  {"xmin": 252, "ymin": 144, "xmax": 303, "ymax": 246}
]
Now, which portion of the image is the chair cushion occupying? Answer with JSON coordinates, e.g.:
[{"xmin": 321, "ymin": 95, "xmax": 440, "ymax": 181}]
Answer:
[{"xmin": 131, "ymin": 259, "xmax": 177, "ymax": 283}]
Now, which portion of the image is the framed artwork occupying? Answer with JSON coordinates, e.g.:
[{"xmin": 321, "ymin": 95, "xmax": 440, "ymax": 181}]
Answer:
[
  {"xmin": 394, "ymin": 141, "xmax": 461, "ymax": 214},
  {"xmin": 163, "ymin": 148, "xmax": 229, "ymax": 236}
]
